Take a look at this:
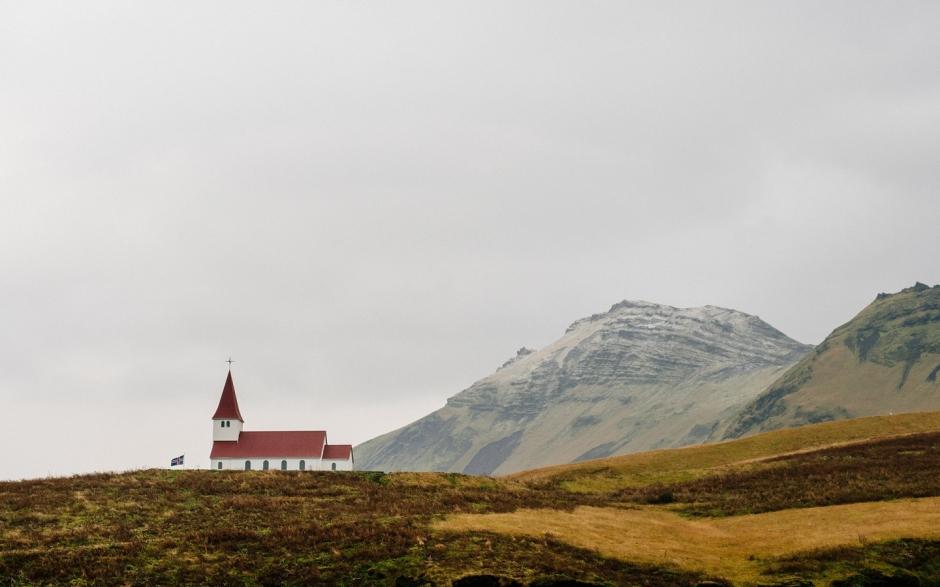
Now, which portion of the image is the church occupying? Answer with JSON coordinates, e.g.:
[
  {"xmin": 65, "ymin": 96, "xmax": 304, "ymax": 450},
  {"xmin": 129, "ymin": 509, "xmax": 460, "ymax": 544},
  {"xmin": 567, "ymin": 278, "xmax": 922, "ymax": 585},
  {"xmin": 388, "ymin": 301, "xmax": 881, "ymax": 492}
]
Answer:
[{"xmin": 209, "ymin": 370, "xmax": 354, "ymax": 471}]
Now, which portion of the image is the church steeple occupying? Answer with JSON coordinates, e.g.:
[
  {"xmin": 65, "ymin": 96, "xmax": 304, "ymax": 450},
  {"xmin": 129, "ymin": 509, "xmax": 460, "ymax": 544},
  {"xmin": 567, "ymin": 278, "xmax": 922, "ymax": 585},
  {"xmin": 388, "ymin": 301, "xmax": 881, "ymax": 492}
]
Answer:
[
  {"xmin": 212, "ymin": 370, "xmax": 244, "ymax": 442},
  {"xmin": 212, "ymin": 370, "xmax": 244, "ymax": 422}
]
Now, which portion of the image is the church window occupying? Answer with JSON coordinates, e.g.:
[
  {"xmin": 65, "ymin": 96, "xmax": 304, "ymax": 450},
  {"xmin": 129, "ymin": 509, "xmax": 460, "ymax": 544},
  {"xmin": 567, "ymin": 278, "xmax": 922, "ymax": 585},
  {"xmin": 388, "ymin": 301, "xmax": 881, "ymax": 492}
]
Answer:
[
  {"xmin": 263, "ymin": 460, "xmax": 269, "ymax": 470},
  {"xmin": 217, "ymin": 462, "xmax": 222, "ymax": 470},
  {"xmin": 299, "ymin": 460, "xmax": 305, "ymax": 471},
  {"xmin": 281, "ymin": 460, "xmax": 287, "ymax": 470},
  {"xmin": 245, "ymin": 461, "xmax": 251, "ymax": 470},
  {"xmin": 331, "ymin": 462, "xmax": 337, "ymax": 471}
]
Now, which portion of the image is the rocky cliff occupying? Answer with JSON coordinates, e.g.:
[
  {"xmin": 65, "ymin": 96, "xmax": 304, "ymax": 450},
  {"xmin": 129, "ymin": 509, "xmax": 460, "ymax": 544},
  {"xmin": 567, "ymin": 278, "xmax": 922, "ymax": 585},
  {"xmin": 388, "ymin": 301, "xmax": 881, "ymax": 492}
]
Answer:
[{"xmin": 356, "ymin": 300, "xmax": 811, "ymax": 474}]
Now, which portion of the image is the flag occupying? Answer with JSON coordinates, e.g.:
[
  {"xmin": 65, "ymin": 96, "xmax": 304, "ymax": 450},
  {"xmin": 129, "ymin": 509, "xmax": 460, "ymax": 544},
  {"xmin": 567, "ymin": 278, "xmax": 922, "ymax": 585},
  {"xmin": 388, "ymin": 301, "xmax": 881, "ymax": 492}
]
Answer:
[{"xmin": 171, "ymin": 455, "xmax": 184, "ymax": 467}]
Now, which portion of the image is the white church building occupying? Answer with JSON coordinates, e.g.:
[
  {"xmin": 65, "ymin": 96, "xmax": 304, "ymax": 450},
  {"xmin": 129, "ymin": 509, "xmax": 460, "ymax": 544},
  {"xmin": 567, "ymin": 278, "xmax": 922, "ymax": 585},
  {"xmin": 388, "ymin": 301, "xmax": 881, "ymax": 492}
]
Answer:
[{"xmin": 210, "ymin": 371, "xmax": 354, "ymax": 471}]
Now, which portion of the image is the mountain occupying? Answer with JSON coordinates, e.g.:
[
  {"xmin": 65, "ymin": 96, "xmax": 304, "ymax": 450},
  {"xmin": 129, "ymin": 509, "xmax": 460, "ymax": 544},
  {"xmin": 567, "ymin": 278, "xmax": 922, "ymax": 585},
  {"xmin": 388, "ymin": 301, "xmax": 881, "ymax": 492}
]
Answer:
[
  {"xmin": 356, "ymin": 300, "xmax": 811, "ymax": 474},
  {"xmin": 722, "ymin": 282, "xmax": 940, "ymax": 439}
]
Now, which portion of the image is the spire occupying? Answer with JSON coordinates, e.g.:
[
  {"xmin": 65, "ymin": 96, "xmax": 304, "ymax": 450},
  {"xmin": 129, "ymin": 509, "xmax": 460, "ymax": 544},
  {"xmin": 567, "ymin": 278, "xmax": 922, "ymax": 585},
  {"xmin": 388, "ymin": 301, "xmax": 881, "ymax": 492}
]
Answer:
[{"xmin": 212, "ymin": 370, "xmax": 244, "ymax": 422}]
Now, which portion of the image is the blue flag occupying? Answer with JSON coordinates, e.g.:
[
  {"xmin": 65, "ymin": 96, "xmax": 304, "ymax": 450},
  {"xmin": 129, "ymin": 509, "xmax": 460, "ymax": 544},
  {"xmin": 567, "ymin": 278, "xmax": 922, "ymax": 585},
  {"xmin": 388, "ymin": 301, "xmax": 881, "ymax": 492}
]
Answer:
[{"xmin": 170, "ymin": 455, "xmax": 184, "ymax": 467}]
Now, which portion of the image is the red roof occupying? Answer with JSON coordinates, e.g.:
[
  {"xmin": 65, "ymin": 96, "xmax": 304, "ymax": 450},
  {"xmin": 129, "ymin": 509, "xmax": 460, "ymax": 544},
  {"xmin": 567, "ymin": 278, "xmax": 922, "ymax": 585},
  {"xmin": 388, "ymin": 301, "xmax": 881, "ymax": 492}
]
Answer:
[
  {"xmin": 210, "ymin": 431, "xmax": 326, "ymax": 458},
  {"xmin": 323, "ymin": 444, "xmax": 353, "ymax": 460},
  {"xmin": 212, "ymin": 371, "xmax": 244, "ymax": 422}
]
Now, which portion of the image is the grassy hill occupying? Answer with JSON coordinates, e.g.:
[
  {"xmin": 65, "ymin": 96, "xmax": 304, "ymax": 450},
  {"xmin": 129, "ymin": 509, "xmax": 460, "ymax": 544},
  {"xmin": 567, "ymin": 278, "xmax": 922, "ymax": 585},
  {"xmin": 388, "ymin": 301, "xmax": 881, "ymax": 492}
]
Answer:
[
  {"xmin": 454, "ymin": 412, "xmax": 940, "ymax": 584},
  {"xmin": 722, "ymin": 283, "xmax": 940, "ymax": 438},
  {"xmin": 511, "ymin": 410, "xmax": 940, "ymax": 493},
  {"xmin": 3, "ymin": 413, "xmax": 940, "ymax": 585}
]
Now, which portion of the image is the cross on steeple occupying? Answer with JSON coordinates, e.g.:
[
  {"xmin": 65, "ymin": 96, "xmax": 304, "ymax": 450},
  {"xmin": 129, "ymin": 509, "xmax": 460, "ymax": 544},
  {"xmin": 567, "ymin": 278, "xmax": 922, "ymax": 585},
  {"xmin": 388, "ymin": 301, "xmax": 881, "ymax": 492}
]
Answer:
[{"xmin": 226, "ymin": 357, "xmax": 234, "ymax": 368}]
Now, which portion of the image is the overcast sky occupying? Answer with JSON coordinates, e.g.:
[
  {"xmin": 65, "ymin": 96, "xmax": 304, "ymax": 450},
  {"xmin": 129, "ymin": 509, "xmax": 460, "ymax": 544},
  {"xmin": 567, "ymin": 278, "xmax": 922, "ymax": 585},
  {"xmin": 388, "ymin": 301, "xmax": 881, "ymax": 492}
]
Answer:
[{"xmin": 1, "ymin": 2, "xmax": 938, "ymax": 480}]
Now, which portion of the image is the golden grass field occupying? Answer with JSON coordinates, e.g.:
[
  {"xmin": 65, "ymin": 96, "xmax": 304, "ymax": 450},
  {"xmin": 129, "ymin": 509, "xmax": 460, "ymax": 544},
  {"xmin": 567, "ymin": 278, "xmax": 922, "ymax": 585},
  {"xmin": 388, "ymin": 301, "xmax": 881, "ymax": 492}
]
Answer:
[
  {"xmin": 423, "ymin": 411, "xmax": 940, "ymax": 584},
  {"xmin": 435, "ymin": 497, "xmax": 940, "ymax": 584}
]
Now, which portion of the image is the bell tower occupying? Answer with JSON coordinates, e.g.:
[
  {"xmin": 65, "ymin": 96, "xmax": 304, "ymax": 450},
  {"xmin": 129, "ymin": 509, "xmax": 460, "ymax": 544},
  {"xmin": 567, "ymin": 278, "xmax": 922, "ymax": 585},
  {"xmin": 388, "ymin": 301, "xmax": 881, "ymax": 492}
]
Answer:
[{"xmin": 212, "ymin": 370, "xmax": 244, "ymax": 442}]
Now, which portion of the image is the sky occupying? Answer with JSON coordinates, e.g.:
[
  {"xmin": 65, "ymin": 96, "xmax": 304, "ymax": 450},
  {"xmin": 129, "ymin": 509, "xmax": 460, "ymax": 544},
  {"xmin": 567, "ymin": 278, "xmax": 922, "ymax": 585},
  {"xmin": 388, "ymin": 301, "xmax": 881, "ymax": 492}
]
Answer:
[{"xmin": 1, "ymin": 1, "xmax": 938, "ymax": 480}]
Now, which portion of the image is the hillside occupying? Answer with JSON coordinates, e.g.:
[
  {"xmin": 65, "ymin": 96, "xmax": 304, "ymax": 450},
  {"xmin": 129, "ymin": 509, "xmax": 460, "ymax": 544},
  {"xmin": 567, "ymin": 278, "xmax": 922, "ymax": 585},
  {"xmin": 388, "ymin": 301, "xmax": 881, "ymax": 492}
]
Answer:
[
  {"xmin": 721, "ymin": 283, "xmax": 940, "ymax": 439},
  {"xmin": 440, "ymin": 411, "xmax": 940, "ymax": 585},
  {"xmin": 511, "ymin": 410, "xmax": 940, "ymax": 493},
  {"xmin": 0, "ymin": 469, "xmax": 700, "ymax": 586},
  {"xmin": 4, "ymin": 412, "xmax": 940, "ymax": 585},
  {"xmin": 357, "ymin": 300, "xmax": 810, "ymax": 474}
]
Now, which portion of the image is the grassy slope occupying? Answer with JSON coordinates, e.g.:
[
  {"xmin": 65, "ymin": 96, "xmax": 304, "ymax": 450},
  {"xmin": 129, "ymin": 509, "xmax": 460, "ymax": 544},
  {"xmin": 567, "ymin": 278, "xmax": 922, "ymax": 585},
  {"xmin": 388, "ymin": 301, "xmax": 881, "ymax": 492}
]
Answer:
[
  {"xmin": 618, "ymin": 431, "xmax": 940, "ymax": 516},
  {"xmin": 0, "ymin": 470, "xmax": 708, "ymax": 587},
  {"xmin": 436, "ymin": 498, "xmax": 940, "ymax": 584},
  {"xmin": 723, "ymin": 283, "xmax": 940, "ymax": 438},
  {"xmin": 4, "ymin": 413, "xmax": 940, "ymax": 585},
  {"xmin": 511, "ymin": 410, "xmax": 940, "ymax": 493},
  {"xmin": 443, "ymin": 412, "xmax": 940, "ymax": 584}
]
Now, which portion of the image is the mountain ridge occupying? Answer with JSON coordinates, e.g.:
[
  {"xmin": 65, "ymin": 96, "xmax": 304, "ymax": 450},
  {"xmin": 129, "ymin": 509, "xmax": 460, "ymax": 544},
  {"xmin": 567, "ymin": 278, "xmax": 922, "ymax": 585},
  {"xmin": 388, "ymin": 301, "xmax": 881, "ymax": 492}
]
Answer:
[{"xmin": 356, "ymin": 299, "xmax": 811, "ymax": 474}]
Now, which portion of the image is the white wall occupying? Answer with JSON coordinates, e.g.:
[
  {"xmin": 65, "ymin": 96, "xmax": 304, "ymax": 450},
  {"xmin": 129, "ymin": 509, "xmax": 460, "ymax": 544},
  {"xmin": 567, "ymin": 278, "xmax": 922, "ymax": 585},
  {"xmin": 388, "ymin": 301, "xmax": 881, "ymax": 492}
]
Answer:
[
  {"xmin": 321, "ymin": 459, "xmax": 354, "ymax": 471},
  {"xmin": 210, "ymin": 457, "xmax": 353, "ymax": 471},
  {"xmin": 212, "ymin": 418, "xmax": 243, "ymax": 442}
]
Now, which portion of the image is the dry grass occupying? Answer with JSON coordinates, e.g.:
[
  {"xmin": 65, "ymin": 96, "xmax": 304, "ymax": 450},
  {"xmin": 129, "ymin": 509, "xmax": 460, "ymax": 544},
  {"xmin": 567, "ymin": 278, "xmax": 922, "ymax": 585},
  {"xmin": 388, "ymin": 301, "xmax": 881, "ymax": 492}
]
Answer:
[
  {"xmin": 5, "ymin": 414, "xmax": 940, "ymax": 584},
  {"xmin": 0, "ymin": 469, "xmax": 701, "ymax": 586},
  {"xmin": 619, "ymin": 430, "xmax": 940, "ymax": 516},
  {"xmin": 511, "ymin": 411, "xmax": 940, "ymax": 493},
  {"xmin": 434, "ymin": 497, "xmax": 940, "ymax": 584}
]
